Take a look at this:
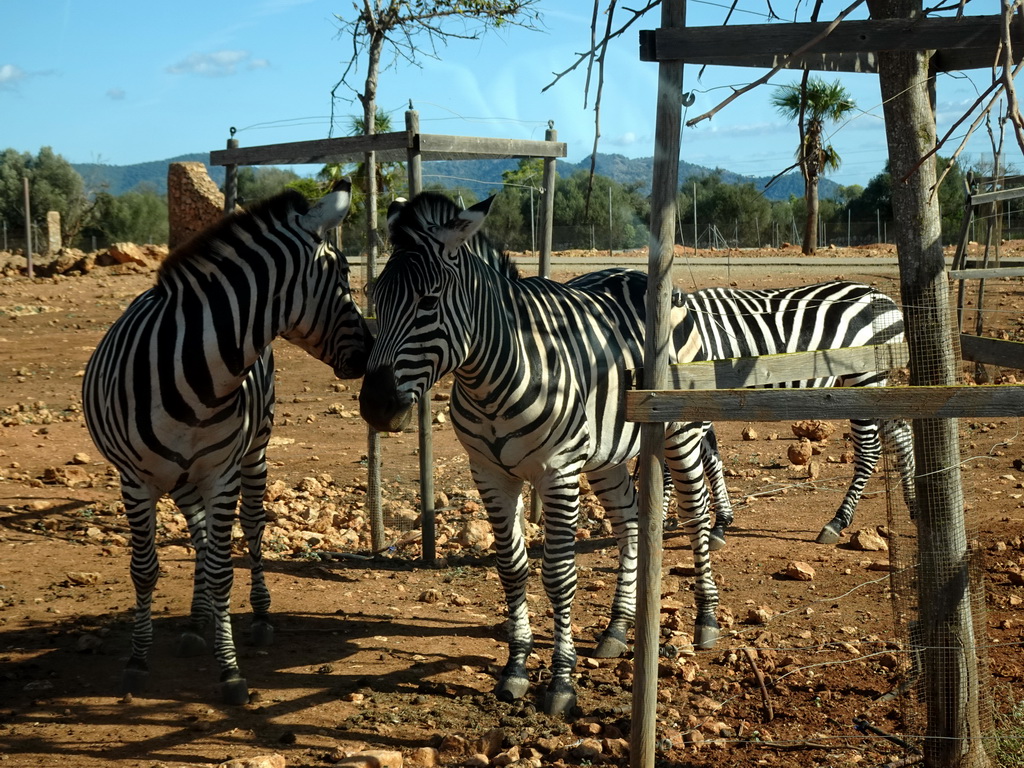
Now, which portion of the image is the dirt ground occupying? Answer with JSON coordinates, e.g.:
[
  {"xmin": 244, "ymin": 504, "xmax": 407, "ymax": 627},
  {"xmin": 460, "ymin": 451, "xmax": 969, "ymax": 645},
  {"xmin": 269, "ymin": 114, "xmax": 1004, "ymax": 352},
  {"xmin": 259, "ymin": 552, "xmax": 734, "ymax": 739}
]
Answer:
[{"xmin": 1, "ymin": 242, "xmax": 1023, "ymax": 768}]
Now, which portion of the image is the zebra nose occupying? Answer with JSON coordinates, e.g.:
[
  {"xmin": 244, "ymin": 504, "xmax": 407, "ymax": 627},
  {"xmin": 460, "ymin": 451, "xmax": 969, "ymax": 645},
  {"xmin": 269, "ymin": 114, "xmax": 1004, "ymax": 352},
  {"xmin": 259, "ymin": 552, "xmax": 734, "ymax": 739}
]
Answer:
[{"xmin": 359, "ymin": 366, "xmax": 413, "ymax": 432}]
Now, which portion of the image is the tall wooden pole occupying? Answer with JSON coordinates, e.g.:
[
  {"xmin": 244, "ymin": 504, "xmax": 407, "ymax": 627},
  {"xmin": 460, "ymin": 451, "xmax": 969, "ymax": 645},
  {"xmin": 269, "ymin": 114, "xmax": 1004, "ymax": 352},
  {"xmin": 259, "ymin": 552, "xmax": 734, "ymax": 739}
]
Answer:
[
  {"xmin": 632, "ymin": 1, "xmax": 684, "ymax": 766},
  {"xmin": 869, "ymin": 2, "xmax": 991, "ymax": 766},
  {"xmin": 406, "ymin": 107, "xmax": 435, "ymax": 566},
  {"xmin": 224, "ymin": 132, "xmax": 239, "ymax": 214}
]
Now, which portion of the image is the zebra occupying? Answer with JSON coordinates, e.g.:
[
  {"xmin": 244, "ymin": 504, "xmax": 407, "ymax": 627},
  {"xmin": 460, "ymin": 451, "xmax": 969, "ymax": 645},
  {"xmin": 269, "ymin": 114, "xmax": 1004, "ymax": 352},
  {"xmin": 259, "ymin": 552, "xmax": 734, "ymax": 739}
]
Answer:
[
  {"xmin": 670, "ymin": 281, "xmax": 916, "ymax": 549},
  {"xmin": 82, "ymin": 179, "xmax": 370, "ymax": 704},
  {"xmin": 359, "ymin": 191, "xmax": 720, "ymax": 716}
]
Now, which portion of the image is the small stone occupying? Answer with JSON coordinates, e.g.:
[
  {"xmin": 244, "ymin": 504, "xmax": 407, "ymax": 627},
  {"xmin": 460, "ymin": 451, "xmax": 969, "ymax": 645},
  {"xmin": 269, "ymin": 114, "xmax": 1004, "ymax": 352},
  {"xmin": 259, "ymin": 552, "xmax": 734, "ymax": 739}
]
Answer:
[
  {"xmin": 66, "ymin": 571, "xmax": 101, "ymax": 585},
  {"xmin": 784, "ymin": 561, "xmax": 815, "ymax": 581},
  {"xmin": 70, "ymin": 452, "xmax": 91, "ymax": 465},
  {"xmin": 791, "ymin": 419, "xmax": 835, "ymax": 441},
  {"xmin": 787, "ymin": 439, "xmax": 813, "ymax": 466},
  {"xmin": 741, "ymin": 426, "xmax": 758, "ymax": 441},
  {"xmin": 850, "ymin": 528, "xmax": 889, "ymax": 552},
  {"xmin": 216, "ymin": 755, "xmax": 286, "ymax": 768}
]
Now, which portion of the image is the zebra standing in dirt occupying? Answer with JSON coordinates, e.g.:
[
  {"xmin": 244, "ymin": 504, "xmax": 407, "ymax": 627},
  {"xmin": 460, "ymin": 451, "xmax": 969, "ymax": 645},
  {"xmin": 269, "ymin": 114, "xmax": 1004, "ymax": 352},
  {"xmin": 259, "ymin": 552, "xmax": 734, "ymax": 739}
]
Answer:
[
  {"xmin": 673, "ymin": 281, "xmax": 916, "ymax": 548},
  {"xmin": 359, "ymin": 191, "xmax": 720, "ymax": 717},
  {"xmin": 83, "ymin": 180, "xmax": 371, "ymax": 704}
]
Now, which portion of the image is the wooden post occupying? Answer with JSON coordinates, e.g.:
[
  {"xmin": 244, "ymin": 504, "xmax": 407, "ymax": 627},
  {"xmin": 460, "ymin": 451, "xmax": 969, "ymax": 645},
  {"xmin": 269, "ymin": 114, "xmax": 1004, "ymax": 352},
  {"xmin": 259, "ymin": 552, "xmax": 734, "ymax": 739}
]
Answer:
[
  {"xmin": 22, "ymin": 176, "xmax": 33, "ymax": 279},
  {"xmin": 870, "ymin": 1, "xmax": 991, "ymax": 764},
  {"xmin": 224, "ymin": 133, "xmax": 239, "ymax": 214},
  {"xmin": 527, "ymin": 122, "xmax": 559, "ymax": 526},
  {"xmin": 366, "ymin": 118, "xmax": 384, "ymax": 554},
  {"xmin": 406, "ymin": 107, "xmax": 436, "ymax": 566},
  {"xmin": 539, "ymin": 122, "xmax": 557, "ymax": 278},
  {"xmin": 632, "ymin": 2, "xmax": 684, "ymax": 767}
]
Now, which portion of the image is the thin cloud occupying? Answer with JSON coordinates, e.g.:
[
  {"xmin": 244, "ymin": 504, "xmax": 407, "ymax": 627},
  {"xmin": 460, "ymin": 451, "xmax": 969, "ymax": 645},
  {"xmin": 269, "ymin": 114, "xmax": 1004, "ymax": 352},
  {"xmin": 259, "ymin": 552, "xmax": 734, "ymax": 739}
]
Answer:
[
  {"xmin": 166, "ymin": 50, "xmax": 267, "ymax": 77},
  {"xmin": 106, "ymin": 87, "xmax": 126, "ymax": 101},
  {"xmin": 0, "ymin": 64, "xmax": 27, "ymax": 89}
]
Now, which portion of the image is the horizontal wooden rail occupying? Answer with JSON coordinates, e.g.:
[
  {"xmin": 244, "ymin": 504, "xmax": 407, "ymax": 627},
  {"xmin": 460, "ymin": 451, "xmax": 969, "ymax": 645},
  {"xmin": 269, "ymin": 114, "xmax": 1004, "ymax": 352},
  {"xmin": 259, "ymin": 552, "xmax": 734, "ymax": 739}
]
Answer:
[
  {"xmin": 210, "ymin": 132, "xmax": 566, "ymax": 167},
  {"xmin": 960, "ymin": 334, "xmax": 1024, "ymax": 369},
  {"xmin": 949, "ymin": 267, "xmax": 1024, "ymax": 279},
  {"xmin": 666, "ymin": 343, "xmax": 908, "ymax": 390},
  {"xmin": 624, "ymin": 385, "xmax": 1024, "ymax": 423}
]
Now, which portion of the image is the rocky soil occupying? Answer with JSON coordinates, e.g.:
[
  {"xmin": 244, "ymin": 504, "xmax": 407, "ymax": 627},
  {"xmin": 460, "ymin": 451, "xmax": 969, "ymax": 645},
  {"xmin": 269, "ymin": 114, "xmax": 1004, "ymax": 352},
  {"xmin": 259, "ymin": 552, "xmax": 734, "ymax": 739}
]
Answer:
[{"xmin": 0, "ymin": 243, "xmax": 1023, "ymax": 768}]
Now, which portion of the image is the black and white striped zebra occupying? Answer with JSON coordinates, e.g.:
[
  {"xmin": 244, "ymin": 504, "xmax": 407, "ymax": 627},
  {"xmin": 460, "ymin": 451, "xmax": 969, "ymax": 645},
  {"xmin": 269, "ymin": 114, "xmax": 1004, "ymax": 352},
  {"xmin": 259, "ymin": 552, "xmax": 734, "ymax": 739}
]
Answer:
[
  {"xmin": 671, "ymin": 281, "xmax": 916, "ymax": 549},
  {"xmin": 82, "ymin": 180, "xmax": 370, "ymax": 704},
  {"xmin": 359, "ymin": 192, "xmax": 719, "ymax": 716}
]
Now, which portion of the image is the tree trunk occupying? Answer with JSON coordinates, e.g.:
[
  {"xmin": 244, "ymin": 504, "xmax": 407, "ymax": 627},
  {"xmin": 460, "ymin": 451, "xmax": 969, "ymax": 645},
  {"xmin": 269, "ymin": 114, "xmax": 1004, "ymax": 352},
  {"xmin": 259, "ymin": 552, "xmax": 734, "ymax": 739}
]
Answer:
[
  {"xmin": 868, "ymin": 2, "xmax": 992, "ymax": 766},
  {"xmin": 802, "ymin": 176, "xmax": 819, "ymax": 254}
]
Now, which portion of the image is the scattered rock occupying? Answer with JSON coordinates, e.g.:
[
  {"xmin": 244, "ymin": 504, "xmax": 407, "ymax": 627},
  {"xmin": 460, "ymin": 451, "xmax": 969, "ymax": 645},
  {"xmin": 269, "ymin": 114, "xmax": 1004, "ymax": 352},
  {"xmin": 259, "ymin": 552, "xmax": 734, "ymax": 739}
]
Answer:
[
  {"xmin": 741, "ymin": 425, "xmax": 758, "ymax": 441},
  {"xmin": 66, "ymin": 571, "xmax": 101, "ymax": 586},
  {"xmin": 217, "ymin": 756, "xmax": 287, "ymax": 768},
  {"xmin": 784, "ymin": 561, "xmax": 815, "ymax": 581},
  {"xmin": 850, "ymin": 528, "xmax": 889, "ymax": 552},
  {"xmin": 788, "ymin": 439, "xmax": 814, "ymax": 466},
  {"xmin": 792, "ymin": 419, "xmax": 835, "ymax": 441}
]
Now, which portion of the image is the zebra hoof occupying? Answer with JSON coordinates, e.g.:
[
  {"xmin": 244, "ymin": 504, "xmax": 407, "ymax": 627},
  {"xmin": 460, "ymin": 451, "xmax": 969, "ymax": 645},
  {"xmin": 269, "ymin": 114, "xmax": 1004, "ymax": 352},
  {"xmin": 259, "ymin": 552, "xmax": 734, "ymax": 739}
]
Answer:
[
  {"xmin": 542, "ymin": 685, "xmax": 577, "ymax": 717},
  {"xmin": 815, "ymin": 522, "xmax": 842, "ymax": 546},
  {"xmin": 593, "ymin": 632, "xmax": 629, "ymax": 659},
  {"xmin": 121, "ymin": 667, "xmax": 148, "ymax": 696},
  {"xmin": 176, "ymin": 631, "xmax": 207, "ymax": 657},
  {"xmin": 494, "ymin": 675, "xmax": 530, "ymax": 702},
  {"xmin": 694, "ymin": 623, "xmax": 720, "ymax": 650},
  {"xmin": 708, "ymin": 531, "xmax": 727, "ymax": 551},
  {"xmin": 220, "ymin": 676, "xmax": 250, "ymax": 706},
  {"xmin": 251, "ymin": 621, "xmax": 274, "ymax": 647}
]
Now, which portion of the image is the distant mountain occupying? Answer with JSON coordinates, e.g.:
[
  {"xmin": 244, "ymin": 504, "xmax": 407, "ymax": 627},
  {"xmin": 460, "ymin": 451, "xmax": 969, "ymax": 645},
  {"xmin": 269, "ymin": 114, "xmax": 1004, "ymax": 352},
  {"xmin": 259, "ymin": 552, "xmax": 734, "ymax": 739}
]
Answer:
[
  {"xmin": 72, "ymin": 152, "xmax": 838, "ymax": 202},
  {"xmin": 73, "ymin": 154, "xmax": 224, "ymax": 196}
]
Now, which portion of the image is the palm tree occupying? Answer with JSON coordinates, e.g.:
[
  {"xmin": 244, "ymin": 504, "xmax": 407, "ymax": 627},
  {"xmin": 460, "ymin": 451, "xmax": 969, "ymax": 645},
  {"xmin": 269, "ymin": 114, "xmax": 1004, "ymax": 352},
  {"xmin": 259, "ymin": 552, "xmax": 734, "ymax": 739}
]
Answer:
[{"xmin": 771, "ymin": 77, "xmax": 856, "ymax": 254}]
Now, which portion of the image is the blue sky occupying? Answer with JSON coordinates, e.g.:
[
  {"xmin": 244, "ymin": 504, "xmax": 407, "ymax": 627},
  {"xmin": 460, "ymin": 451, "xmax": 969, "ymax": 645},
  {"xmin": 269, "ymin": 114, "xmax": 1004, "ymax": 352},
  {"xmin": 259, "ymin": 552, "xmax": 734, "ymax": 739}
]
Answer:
[{"xmin": 0, "ymin": 1, "xmax": 1009, "ymax": 189}]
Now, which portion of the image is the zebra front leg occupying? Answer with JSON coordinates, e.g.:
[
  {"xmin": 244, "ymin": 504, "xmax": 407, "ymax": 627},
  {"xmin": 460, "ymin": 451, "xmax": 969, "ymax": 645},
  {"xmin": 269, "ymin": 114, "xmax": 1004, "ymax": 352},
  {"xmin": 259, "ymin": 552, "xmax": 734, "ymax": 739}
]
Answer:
[
  {"xmin": 174, "ymin": 487, "xmax": 210, "ymax": 658},
  {"xmin": 701, "ymin": 424, "xmax": 735, "ymax": 551},
  {"xmin": 816, "ymin": 418, "xmax": 882, "ymax": 545},
  {"xmin": 477, "ymin": 471, "xmax": 534, "ymax": 704},
  {"xmin": 883, "ymin": 419, "xmax": 917, "ymax": 519},
  {"xmin": 536, "ymin": 472, "xmax": 584, "ymax": 716},
  {"xmin": 666, "ymin": 423, "xmax": 720, "ymax": 649},
  {"xmin": 585, "ymin": 465, "xmax": 637, "ymax": 659},
  {"xmin": 205, "ymin": 487, "xmax": 249, "ymax": 705},
  {"xmin": 240, "ymin": 448, "xmax": 273, "ymax": 646},
  {"xmin": 121, "ymin": 483, "xmax": 161, "ymax": 696}
]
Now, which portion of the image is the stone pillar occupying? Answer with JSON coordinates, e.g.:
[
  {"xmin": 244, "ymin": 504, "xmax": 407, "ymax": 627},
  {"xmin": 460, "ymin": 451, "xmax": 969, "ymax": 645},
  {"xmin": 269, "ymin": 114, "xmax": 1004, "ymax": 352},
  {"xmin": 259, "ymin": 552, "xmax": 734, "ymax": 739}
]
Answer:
[
  {"xmin": 167, "ymin": 162, "xmax": 227, "ymax": 249},
  {"xmin": 46, "ymin": 211, "xmax": 61, "ymax": 254}
]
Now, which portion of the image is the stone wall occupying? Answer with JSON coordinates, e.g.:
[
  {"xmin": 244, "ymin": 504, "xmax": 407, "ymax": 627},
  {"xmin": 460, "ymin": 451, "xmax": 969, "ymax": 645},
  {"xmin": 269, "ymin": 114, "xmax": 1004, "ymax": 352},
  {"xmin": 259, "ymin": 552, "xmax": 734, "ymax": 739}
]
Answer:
[{"xmin": 167, "ymin": 162, "xmax": 226, "ymax": 250}]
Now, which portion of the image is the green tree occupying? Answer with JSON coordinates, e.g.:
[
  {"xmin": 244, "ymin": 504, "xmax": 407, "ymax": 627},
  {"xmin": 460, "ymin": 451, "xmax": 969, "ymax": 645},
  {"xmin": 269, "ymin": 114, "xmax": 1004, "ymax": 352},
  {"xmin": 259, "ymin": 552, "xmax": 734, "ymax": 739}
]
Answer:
[
  {"xmin": 82, "ymin": 185, "xmax": 168, "ymax": 247},
  {"xmin": 555, "ymin": 170, "xmax": 647, "ymax": 250},
  {"xmin": 235, "ymin": 167, "xmax": 302, "ymax": 203},
  {"xmin": 0, "ymin": 147, "xmax": 88, "ymax": 249},
  {"xmin": 771, "ymin": 77, "xmax": 856, "ymax": 254},
  {"xmin": 678, "ymin": 171, "xmax": 773, "ymax": 248}
]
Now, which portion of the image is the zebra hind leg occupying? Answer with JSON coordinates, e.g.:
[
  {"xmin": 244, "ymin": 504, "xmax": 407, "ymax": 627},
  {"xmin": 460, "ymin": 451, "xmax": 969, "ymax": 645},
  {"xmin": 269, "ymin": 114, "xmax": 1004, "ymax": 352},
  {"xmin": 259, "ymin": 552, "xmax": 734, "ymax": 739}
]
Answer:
[
  {"xmin": 665, "ymin": 423, "xmax": 720, "ymax": 649},
  {"xmin": 240, "ymin": 448, "xmax": 273, "ymax": 646},
  {"xmin": 586, "ymin": 465, "xmax": 638, "ymax": 659},
  {"xmin": 174, "ymin": 487, "xmax": 211, "ymax": 658},
  {"xmin": 701, "ymin": 424, "xmax": 734, "ymax": 551},
  {"xmin": 120, "ymin": 481, "xmax": 162, "ymax": 696},
  {"xmin": 815, "ymin": 418, "xmax": 882, "ymax": 545}
]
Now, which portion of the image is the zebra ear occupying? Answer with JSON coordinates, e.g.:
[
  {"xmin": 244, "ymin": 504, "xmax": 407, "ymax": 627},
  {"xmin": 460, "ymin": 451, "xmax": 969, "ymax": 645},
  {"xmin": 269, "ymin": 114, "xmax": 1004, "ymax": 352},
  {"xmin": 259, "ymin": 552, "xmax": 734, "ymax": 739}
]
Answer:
[
  {"xmin": 387, "ymin": 198, "xmax": 407, "ymax": 237},
  {"xmin": 301, "ymin": 178, "xmax": 353, "ymax": 235},
  {"xmin": 440, "ymin": 195, "xmax": 495, "ymax": 252}
]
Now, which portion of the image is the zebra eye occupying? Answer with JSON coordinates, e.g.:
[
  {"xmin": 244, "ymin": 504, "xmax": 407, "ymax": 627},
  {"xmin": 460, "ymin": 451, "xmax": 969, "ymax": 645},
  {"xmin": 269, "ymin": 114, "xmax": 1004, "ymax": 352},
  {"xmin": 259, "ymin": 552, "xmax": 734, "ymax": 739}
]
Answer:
[{"xmin": 417, "ymin": 295, "xmax": 439, "ymax": 312}]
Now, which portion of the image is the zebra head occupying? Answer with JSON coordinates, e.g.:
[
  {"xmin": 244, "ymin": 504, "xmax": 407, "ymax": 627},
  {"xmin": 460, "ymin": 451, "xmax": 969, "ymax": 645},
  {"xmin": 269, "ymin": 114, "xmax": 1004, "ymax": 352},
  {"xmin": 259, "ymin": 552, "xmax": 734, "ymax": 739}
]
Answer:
[
  {"xmin": 359, "ymin": 192, "xmax": 494, "ymax": 432},
  {"xmin": 279, "ymin": 178, "xmax": 373, "ymax": 379}
]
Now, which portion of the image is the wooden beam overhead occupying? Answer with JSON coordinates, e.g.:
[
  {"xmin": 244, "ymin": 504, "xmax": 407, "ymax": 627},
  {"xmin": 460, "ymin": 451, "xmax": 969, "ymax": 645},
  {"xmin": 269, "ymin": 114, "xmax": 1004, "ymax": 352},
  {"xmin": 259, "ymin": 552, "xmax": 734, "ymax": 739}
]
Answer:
[
  {"xmin": 639, "ymin": 14, "xmax": 1021, "ymax": 73},
  {"xmin": 210, "ymin": 131, "xmax": 567, "ymax": 167}
]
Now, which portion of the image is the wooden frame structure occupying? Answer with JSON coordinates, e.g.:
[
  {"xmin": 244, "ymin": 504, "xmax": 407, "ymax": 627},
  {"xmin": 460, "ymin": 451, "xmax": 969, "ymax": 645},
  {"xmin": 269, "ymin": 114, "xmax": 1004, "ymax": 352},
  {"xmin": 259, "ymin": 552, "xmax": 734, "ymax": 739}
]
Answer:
[
  {"xmin": 630, "ymin": 5, "xmax": 1024, "ymax": 768},
  {"xmin": 210, "ymin": 110, "xmax": 566, "ymax": 563}
]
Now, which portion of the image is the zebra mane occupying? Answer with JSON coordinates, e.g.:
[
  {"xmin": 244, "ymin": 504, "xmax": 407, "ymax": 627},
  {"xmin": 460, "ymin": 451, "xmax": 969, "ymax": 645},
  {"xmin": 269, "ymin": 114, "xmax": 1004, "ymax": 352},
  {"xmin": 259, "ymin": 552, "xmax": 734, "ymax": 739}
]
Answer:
[
  {"xmin": 158, "ymin": 189, "xmax": 312, "ymax": 280},
  {"xmin": 389, "ymin": 191, "xmax": 520, "ymax": 281}
]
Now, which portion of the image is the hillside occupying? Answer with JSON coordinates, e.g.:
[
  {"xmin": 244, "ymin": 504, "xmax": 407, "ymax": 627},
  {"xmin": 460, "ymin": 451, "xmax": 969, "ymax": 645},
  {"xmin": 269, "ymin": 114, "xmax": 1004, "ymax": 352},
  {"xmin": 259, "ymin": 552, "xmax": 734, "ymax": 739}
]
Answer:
[{"xmin": 72, "ymin": 152, "xmax": 838, "ymax": 202}]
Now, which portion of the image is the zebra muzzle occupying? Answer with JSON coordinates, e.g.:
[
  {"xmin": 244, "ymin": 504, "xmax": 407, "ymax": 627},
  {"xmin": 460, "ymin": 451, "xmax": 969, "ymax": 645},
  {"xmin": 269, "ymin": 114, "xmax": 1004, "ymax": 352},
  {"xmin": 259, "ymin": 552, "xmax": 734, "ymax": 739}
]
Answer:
[{"xmin": 359, "ymin": 366, "xmax": 415, "ymax": 433}]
